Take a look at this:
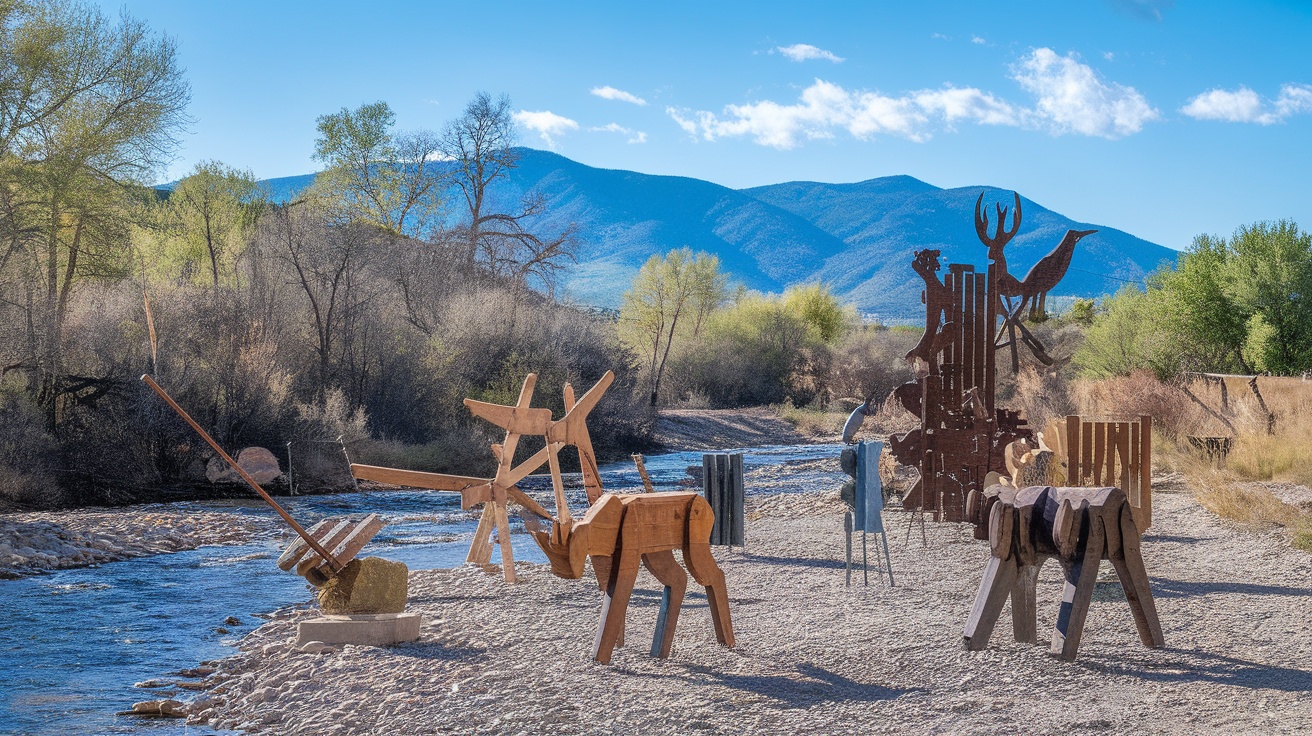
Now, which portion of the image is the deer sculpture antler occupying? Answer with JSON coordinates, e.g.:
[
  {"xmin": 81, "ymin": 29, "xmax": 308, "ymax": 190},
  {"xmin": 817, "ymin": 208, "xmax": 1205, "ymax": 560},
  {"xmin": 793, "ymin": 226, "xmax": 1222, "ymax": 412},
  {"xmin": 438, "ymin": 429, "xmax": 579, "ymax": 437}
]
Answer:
[{"xmin": 976, "ymin": 191, "xmax": 1023, "ymax": 297}]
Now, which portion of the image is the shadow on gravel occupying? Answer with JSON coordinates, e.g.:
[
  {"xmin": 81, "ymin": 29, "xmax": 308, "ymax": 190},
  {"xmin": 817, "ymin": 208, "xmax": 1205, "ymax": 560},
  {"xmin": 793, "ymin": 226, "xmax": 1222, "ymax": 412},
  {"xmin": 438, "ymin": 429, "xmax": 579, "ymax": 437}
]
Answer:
[
  {"xmin": 390, "ymin": 641, "xmax": 488, "ymax": 662},
  {"xmin": 1147, "ymin": 576, "xmax": 1312, "ymax": 599},
  {"xmin": 1086, "ymin": 650, "xmax": 1312, "ymax": 692},
  {"xmin": 629, "ymin": 662, "xmax": 916, "ymax": 707},
  {"xmin": 1142, "ymin": 534, "xmax": 1209, "ymax": 545},
  {"xmin": 737, "ymin": 554, "xmax": 847, "ymax": 570}
]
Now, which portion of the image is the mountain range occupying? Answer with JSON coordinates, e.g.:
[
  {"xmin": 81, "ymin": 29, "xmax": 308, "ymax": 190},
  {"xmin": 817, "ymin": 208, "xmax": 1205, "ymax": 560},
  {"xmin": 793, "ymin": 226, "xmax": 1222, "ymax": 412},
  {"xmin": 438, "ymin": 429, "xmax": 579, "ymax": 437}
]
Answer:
[{"xmin": 254, "ymin": 148, "xmax": 1178, "ymax": 320}]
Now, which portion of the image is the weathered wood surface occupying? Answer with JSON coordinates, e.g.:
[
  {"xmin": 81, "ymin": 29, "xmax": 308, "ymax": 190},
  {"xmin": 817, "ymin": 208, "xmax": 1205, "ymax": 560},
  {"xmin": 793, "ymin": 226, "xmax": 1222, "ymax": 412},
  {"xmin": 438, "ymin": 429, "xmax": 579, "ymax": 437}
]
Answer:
[
  {"xmin": 963, "ymin": 485, "xmax": 1163, "ymax": 661},
  {"xmin": 526, "ymin": 491, "xmax": 735, "ymax": 664},
  {"xmin": 347, "ymin": 371, "xmax": 615, "ymax": 582}
]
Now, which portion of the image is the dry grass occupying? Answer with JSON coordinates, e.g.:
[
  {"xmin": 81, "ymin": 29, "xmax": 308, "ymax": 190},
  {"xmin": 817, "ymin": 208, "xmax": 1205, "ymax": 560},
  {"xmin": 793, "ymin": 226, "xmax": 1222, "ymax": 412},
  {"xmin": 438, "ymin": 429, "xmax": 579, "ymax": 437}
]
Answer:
[
  {"xmin": 1079, "ymin": 373, "xmax": 1312, "ymax": 552},
  {"xmin": 774, "ymin": 399, "xmax": 848, "ymax": 438}
]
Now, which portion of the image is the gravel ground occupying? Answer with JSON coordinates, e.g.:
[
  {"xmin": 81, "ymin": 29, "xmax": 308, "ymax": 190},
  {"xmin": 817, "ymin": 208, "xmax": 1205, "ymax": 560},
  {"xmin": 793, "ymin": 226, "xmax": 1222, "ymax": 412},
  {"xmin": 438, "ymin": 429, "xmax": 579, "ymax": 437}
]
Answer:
[{"xmin": 184, "ymin": 484, "xmax": 1312, "ymax": 735}]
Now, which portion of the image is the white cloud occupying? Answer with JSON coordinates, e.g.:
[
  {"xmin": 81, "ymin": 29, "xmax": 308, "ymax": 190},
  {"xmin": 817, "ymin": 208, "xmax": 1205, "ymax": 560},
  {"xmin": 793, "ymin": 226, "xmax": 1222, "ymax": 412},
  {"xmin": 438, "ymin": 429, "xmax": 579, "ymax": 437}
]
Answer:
[
  {"xmin": 668, "ymin": 49, "xmax": 1163, "ymax": 149},
  {"xmin": 512, "ymin": 110, "xmax": 579, "ymax": 148},
  {"xmin": 1011, "ymin": 48, "xmax": 1159, "ymax": 138},
  {"xmin": 1182, "ymin": 83, "xmax": 1312, "ymax": 124},
  {"xmin": 971, "ymin": 35, "xmax": 986, "ymax": 45},
  {"xmin": 590, "ymin": 85, "xmax": 647, "ymax": 106},
  {"xmin": 775, "ymin": 43, "xmax": 844, "ymax": 63},
  {"xmin": 667, "ymin": 79, "xmax": 1020, "ymax": 149},
  {"xmin": 591, "ymin": 122, "xmax": 648, "ymax": 144}
]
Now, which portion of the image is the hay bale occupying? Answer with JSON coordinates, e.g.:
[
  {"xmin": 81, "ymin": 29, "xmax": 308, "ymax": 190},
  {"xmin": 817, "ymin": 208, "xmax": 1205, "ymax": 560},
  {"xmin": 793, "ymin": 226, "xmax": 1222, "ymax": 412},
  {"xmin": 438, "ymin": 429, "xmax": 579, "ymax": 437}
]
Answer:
[{"xmin": 316, "ymin": 556, "xmax": 408, "ymax": 614}]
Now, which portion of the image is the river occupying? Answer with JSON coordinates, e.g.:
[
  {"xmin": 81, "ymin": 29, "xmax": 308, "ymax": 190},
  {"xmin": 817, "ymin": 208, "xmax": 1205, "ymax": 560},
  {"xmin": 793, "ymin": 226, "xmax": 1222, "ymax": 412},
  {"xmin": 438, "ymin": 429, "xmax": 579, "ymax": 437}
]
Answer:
[{"xmin": 0, "ymin": 444, "xmax": 841, "ymax": 735}]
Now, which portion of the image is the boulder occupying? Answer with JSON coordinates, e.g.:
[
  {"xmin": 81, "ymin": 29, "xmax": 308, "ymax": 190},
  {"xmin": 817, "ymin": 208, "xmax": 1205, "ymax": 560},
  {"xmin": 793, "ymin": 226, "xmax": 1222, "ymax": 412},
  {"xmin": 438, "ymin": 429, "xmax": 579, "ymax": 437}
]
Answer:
[
  {"xmin": 126, "ymin": 699, "xmax": 187, "ymax": 717},
  {"xmin": 315, "ymin": 557, "xmax": 408, "ymax": 614},
  {"xmin": 206, "ymin": 447, "xmax": 282, "ymax": 485}
]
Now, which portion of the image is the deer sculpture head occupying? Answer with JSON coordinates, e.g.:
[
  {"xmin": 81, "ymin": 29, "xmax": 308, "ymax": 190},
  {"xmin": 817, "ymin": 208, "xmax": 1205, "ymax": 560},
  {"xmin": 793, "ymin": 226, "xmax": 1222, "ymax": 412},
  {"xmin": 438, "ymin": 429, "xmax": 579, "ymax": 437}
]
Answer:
[{"xmin": 975, "ymin": 191, "xmax": 1022, "ymax": 265}]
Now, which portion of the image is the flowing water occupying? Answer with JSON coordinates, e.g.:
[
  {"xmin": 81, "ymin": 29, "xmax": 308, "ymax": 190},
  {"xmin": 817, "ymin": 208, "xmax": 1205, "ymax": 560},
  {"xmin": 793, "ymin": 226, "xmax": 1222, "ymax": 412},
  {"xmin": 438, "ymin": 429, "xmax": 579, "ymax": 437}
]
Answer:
[{"xmin": 0, "ymin": 444, "xmax": 841, "ymax": 735}]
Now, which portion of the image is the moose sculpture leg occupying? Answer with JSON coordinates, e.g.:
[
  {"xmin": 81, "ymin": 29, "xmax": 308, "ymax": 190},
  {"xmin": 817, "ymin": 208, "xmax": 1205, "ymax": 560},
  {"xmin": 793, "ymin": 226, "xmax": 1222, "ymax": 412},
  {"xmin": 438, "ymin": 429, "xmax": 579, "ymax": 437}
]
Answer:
[
  {"xmin": 528, "ymin": 491, "xmax": 735, "ymax": 664},
  {"xmin": 964, "ymin": 485, "xmax": 1163, "ymax": 661}
]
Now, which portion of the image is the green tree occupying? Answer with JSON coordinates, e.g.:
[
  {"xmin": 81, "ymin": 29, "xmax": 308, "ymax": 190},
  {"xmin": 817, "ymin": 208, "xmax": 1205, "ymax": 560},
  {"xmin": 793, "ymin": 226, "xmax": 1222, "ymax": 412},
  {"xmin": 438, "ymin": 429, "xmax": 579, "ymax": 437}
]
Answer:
[
  {"xmin": 312, "ymin": 101, "xmax": 443, "ymax": 239},
  {"xmin": 1073, "ymin": 286, "xmax": 1175, "ymax": 379},
  {"xmin": 619, "ymin": 248, "xmax": 725, "ymax": 406},
  {"xmin": 1222, "ymin": 221, "xmax": 1312, "ymax": 374},
  {"xmin": 782, "ymin": 283, "xmax": 851, "ymax": 343},
  {"xmin": 0, "ymin": 1, "xmax": 189, "ymax": 430},
  {"xmin": 1155, "ymin": 234, "xmax": 1251, "ymax": 373},
  {"xmin": 153, "ymin": 161, "xmax": 265, "ymax": 286}
]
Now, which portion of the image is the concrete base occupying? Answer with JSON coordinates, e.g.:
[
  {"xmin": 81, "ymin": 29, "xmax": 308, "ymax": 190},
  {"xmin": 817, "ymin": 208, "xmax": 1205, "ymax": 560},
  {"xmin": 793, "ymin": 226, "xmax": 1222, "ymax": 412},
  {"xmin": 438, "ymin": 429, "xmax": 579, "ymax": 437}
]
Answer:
[{"xmin": 295, "ymin": 612, "xmax": 422, "ymax": 648}]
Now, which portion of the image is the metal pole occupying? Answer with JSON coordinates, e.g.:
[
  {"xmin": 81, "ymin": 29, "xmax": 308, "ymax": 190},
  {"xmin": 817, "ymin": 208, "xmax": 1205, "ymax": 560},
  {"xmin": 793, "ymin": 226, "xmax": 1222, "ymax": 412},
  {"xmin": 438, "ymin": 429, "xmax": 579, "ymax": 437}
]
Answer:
[{"xmin": 140, "ymin": 374, "xmax": 341, "ymax": 572}]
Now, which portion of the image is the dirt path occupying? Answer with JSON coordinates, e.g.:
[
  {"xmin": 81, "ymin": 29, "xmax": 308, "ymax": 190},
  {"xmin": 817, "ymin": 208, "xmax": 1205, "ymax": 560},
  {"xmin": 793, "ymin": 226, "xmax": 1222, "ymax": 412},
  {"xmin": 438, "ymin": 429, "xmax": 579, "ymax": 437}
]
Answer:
[
  {"xmin": 185, "ymin": 481, "xmax": 1312, "ymax": 735},
  {"xmin": 652, "ymin": 408, "xmax": 811, "ymax": 450}
]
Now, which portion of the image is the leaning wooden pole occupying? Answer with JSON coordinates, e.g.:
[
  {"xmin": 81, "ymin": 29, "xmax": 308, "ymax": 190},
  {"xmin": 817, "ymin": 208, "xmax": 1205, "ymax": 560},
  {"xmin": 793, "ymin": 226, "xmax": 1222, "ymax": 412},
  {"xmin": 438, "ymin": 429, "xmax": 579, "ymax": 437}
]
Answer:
[{"xmin": 140, "ymin": 374, "xmax": 342, "ymax": 573}]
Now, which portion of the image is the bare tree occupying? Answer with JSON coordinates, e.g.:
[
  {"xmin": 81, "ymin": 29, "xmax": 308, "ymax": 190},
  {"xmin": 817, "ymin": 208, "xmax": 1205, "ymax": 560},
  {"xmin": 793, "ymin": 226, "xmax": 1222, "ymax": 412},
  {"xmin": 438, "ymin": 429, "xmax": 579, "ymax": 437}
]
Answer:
[{"xmin": 441, "ymin": 92, "xmax": 576, "ymax": 290}]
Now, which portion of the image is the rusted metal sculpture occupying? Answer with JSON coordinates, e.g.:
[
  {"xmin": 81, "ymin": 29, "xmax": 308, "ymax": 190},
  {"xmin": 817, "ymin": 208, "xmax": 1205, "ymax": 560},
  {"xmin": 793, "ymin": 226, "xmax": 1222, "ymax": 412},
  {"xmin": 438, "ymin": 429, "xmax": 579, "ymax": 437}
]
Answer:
[{"xmin": 890, "ymin": 191, "xmax": 1091, "ymax": 523}]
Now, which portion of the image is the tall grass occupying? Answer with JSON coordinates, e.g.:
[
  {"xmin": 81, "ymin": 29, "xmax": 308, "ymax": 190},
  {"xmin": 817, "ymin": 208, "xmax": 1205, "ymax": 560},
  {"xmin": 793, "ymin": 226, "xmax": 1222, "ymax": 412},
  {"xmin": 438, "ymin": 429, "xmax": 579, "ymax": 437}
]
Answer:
[{"xmin": 1079, "ymin": 372, "xmax": 1312, "ymax": 552}]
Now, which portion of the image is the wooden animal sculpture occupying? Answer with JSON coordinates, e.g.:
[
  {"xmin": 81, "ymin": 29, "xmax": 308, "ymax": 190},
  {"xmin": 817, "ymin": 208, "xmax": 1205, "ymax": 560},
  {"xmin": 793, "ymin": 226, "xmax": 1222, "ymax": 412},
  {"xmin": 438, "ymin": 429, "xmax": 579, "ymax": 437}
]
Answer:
[
  {"xmin": 351, "ymin": 371, "xmax": 613, "ymax": 583},
  {"xmin": 963, "ymin": 484, "xmax": 1163, "ymax": 661},
  {"xmin": 525, "ymin": 491, "xmax": 735, "ymax": 664}
]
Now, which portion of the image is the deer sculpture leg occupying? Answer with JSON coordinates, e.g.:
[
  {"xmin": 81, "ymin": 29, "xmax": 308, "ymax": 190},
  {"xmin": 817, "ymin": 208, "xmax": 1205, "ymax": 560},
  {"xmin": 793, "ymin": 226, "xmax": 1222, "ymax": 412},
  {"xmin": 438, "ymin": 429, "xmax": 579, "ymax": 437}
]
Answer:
[
  {"xmin": 683, "ymin": 497, "xmax": 735, "ymax": 647},
  {"xmin": 594, "ymin": 546, "xmax": 641, "ymax": 664},
  {"xmin": 642, "ymin": 550, "xmax": 688, "ymax": 658}
]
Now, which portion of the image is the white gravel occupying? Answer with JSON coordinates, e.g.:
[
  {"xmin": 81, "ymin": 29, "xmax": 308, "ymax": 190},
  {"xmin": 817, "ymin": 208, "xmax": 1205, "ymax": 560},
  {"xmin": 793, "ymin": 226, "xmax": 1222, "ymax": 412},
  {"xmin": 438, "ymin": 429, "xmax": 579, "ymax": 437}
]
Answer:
[{"xmin": 184, "ymin": 485, "xmax": 1312, "ymax": 735}]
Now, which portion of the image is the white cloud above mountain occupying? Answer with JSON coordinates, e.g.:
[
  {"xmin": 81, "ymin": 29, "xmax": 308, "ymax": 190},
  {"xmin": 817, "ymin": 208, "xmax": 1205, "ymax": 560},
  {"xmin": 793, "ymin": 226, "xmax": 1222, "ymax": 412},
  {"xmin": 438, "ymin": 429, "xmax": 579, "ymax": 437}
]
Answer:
[
  {"xmin": 513, "ymin": 110, "xmax": 579, "ymax": 148},
  {"xmin": 775, "ymin": 44, "xmax": 844, "ymax": 63},
  {"xmin": 1011, "ymin": 48, "xmax": 1159, "ymax": 137},
  {"xmin": 1181, "ymin": 84, "xmax": 1312, "ymax": 124},
  {"xmin": 591, "ymin": 86, "xmax": 647, "ymax": 106},
  {"xmin": 591, "ymin": 122, "xmax": 648, "ymax": 144},
  {"xmin": 667, "ymin": 47, "xmax": 1160, "ymax": 148}
]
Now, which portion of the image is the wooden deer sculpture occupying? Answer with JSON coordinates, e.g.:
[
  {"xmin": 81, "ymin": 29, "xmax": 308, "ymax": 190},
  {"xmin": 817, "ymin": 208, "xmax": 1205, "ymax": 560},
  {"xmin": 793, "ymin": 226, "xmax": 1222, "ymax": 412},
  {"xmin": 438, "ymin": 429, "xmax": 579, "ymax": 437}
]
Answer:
[
  {"xmin": 351, "ymin": 371, "xmax": 612, "ymax": 583},
  {"xmin": 525, "ymin": 491, "xmax": 735, "ymax": 664}
]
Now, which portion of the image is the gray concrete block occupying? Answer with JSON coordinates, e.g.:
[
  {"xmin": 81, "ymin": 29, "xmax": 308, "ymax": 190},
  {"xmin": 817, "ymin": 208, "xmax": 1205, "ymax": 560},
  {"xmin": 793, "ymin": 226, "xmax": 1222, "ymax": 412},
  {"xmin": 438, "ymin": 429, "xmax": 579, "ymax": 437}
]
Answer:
[{"xmin": 295, "ymin": 612, "xmax": 422, "ymax": 648}]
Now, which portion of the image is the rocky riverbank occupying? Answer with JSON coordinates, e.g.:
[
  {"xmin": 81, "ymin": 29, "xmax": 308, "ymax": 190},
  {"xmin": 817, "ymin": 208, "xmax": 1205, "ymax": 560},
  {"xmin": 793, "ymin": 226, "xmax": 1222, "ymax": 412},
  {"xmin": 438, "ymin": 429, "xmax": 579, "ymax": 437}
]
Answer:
[
  {"xmin": 0, "ymin": 508, "xmax": 272, "ymax": 578},
  {"xmin": 178, "ymin": 485, "xmax": 1312, "ymax": 735}
]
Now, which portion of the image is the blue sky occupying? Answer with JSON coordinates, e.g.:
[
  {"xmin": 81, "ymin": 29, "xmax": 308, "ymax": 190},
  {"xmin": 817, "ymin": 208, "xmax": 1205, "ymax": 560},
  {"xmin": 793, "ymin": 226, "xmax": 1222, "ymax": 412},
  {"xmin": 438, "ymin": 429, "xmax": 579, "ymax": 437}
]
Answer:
[{"xmin": 101, "ymin": 0, "xmax": 1312, "ymax": 250}]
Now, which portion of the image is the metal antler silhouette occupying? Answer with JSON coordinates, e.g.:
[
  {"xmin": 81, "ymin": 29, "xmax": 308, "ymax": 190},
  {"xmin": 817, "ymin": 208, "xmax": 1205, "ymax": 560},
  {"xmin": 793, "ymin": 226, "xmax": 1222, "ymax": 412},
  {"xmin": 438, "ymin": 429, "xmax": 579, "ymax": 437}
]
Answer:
[{"xmin": 975, "ymin": 191, "xmax": 1094, "ymax": 371}]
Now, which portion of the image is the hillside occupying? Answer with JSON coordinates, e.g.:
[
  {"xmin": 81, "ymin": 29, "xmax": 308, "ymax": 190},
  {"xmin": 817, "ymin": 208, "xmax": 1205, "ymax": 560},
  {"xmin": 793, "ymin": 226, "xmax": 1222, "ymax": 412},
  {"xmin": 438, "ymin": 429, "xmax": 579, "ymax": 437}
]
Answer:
[{"xmin": 241, "ymin": 149, "xmax": 1178, "ymax": 319}]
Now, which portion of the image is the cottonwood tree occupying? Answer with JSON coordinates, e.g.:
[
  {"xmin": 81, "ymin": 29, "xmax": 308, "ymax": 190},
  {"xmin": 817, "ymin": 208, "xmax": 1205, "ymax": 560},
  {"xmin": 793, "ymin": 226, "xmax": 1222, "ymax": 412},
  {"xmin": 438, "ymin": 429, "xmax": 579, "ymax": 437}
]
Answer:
[
  {"xmin": 312, "ymin": 101, "xmax": 443, "ymax": 240},
  {"xmin": 441, "ymin": 92, "xmax": 576, "ymax": 289},
  {"xmin": 0, "ymin": 1, "xmax": 189, "ymax": 430},
  {"xmin": 619, "ymin": 248, "xmax": 725, "ymax": 406},
  {"xmin": 153, "ymin": 161, "xmax": 265, "ymax": 286}
]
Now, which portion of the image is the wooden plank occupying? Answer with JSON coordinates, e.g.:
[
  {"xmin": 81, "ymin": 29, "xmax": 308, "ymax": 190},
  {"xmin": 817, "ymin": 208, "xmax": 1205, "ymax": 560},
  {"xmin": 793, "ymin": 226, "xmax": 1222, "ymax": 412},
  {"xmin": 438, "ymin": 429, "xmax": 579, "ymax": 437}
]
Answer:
[
  {"xmin": 1011, "ymin": 563, "xmax": 1041, "ymax": 644},
  {"xmin": 277, "ymin": 519, "xmax": 337, "ymax": 571},
  {"xmin": 1112, "ymin": 503, "xmax": 1164, "ymax": 647},
  {"xmin": 1130, "ymin": 420, "xmax": 1141, "ymax": 502},
  {"xmin": 465, "ymin": 504, "xmax": 496, "ymax": 565},
  {"xmin": 730, "ymin": 453, "xmax": 745, "ymax": 546},
  {"xmin": 1092, "ymin": 422, "xmax": 1107, "ymax": 485},
  {"xmin": 461, "ymin": 400, "xmax": 553, "ymax": 436},
  {"xmin": 964, "ymin": 270, "xmax": 976, "ymax": 391},
  {"xmin": 1081, "ymin": 420, "xmax": 1094, "ymax": 486},
  {"xmin": 296, "ymin": 521, "xmax": 356, "ymax": 576},
  {"xmin": 1066, "ymin": 415, "xmax": 1081, "ymax": 486},
  {"xmin": 1051, "ymin": 511, "xmax": 1105, "ymax": 660},
  {"xmin": 351, "ymin": 464, "xmax": 491, "ymax": 498},
  {"xmin": 494, "ymin": 502, "xmax": 516, "ymax": 584},
  {"xmin": 1117, "ymin": 422, "xmax": 1132, "ymax": 496},
  {"xmin": 306, "ymin": 514, "xmax": 385, "ymax": 579},
  {"xmin": 964, "ymin": 555, "xmax": 1019, "ymax": 651},
  {"xmin": 1140, "ymin": 415, "xmax": 1153, "ymax": 530}
]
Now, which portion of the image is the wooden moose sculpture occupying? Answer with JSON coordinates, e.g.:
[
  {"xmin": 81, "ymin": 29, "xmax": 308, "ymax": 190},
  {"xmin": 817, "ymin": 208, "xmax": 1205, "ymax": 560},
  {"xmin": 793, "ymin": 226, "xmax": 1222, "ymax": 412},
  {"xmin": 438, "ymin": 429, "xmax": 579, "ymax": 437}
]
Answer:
[
  {"xmin": 350, "ymin": 371, "xmax": 612, "ymax": 583},
  {"xmin": 963, "ymin": 484, "xmax": 1164, "ymax": 660},
  {"xmin": 525, "ymin": 491, "xmax": 735, "ymax": 664}
]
